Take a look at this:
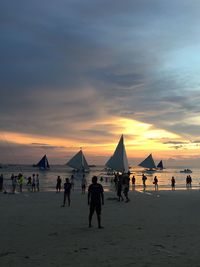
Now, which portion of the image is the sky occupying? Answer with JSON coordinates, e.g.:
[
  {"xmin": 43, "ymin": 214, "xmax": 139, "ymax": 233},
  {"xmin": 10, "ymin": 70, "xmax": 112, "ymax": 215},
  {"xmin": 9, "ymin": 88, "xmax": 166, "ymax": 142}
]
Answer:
[{"xmin": 1, "ymin": 0, "xmax": 200, "ymax": 166}]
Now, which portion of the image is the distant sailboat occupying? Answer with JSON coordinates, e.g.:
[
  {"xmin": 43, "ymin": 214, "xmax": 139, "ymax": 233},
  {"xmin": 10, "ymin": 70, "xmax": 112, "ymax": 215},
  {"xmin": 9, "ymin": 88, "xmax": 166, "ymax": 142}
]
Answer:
[
  {"xmin": 66, "ymin": 149, "xmax": 90, "ymax": 172},
  {"xmin": 138, "ymin": 154, "xmax": 156, "ymax": 173},
  {"xmin": 105, "ymin": 135, "xmax": 129, "ymax": 173},
  {"xmin": 34, "ymin": 154, "xmax": 50, "ymax": 170},
  {"xmin": 157, "ymin": 160, "xmax": 164, "ymax": 170}
]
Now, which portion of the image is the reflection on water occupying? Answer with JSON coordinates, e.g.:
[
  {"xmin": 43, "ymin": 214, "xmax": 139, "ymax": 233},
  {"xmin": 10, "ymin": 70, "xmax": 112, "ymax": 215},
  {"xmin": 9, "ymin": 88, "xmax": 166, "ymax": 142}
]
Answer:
[{"xmin": 1, "ymin": 165, "xmax": 200, "ymax": 192}]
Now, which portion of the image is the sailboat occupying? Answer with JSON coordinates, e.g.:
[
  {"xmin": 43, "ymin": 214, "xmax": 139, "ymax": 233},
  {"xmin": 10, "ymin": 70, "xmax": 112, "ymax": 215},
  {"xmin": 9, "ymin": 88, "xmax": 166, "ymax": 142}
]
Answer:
[
  {"xmin": 33, "ymin": 154, "xmax": 50, "ymax": 170},
  {"xmin": 157, "ymin": 160, "xmax": 164, "ymax": 170},
  {"xmin": 66, "ymin": 149, "xmax": 90, "ymax": 173},
  {"xmin": 105, "ymin": 135, "xmax": 129, "ymax": 173},
  {"xmin": 138, "ymin": 154, "xmax": 156, "ymax": 174}
]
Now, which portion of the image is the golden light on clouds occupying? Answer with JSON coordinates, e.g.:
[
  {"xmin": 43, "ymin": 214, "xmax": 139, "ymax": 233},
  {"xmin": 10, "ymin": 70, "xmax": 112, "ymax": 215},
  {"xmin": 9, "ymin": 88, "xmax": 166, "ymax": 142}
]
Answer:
[{"xmin": 0, "ymin": 116, "xmax": 198, "ymax": 160}]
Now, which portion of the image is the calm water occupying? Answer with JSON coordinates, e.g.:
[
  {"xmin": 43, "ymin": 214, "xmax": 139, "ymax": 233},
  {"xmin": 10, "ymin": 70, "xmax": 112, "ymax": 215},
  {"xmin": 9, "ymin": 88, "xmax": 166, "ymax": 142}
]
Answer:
[{"xmin": 1, "ymin": 165, "xmax": 200, "ymax": 192}]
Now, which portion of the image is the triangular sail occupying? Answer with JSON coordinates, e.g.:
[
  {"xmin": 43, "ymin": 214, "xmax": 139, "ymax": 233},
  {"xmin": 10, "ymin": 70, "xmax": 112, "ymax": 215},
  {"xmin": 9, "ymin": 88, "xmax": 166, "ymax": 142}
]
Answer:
[
  {"xmin": 157, "ymin": 160, "xmax": 164, "ymax": 169},
  {"xmin": 138, "ymin": 154, "xmax": 156, "ymax": 169},
  {"xmin": 106, "ymin": 135, "xmax": 129, "ymax": 173},
  {"xmin": 36, "ymin": 155, "xmax": 50, "ymax": 169},
  {"xmin": 66, "ymin": 149, "xmax": 89, "ymax": 171}
]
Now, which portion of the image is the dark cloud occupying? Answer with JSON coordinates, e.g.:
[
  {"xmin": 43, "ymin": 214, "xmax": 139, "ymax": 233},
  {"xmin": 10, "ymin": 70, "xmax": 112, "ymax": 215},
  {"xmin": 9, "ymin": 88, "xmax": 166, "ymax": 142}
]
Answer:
[{"xmin": 1, "ymin": 0, "xmax": 200, "ymax": 147}]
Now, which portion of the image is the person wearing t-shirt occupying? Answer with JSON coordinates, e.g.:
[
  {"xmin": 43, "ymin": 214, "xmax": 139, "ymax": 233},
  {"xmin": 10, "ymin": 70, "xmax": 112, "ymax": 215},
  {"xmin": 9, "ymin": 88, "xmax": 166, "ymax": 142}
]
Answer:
[{"xmin": 88, "ymin": 176, "xmax": 104, "ymax": 229}]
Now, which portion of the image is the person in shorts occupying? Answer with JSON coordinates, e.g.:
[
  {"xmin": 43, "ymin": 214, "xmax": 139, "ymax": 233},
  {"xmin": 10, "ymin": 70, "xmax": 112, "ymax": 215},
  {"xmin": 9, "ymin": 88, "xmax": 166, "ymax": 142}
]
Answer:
[{"xmin": 88, "ymin": 176, "xmax": 104, "ymax": 229}]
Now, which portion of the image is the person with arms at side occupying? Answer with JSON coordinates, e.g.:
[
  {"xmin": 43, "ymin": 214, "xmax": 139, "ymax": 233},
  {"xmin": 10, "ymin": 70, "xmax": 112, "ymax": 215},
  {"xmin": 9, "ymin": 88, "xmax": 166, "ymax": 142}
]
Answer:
[
  {"xmin": 61, "ymin": 178, "xmax": 72, "ymax": 207},
  {"xmin": 88, "ymin": 176, "xmax": 104, "ymax": 229},
  {"xmin": 171, "ymin": 176, "xmax": 175, "ymax": 190},
  {"xmin": 56, "ymin": 176, "xmax": 62, "ymax": 193}
]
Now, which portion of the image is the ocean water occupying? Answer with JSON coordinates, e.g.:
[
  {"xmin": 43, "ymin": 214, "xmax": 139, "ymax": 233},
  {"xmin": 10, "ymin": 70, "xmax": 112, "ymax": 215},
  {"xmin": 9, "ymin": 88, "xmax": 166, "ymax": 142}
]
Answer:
[{"xmin": 1, "ymin": 165, "xmax": 200, "ymax": 192}]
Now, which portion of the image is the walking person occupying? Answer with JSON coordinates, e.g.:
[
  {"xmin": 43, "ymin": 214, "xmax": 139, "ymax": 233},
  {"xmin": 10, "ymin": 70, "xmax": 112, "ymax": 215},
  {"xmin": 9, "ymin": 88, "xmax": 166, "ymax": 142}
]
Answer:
[
  {"xmin": 56, "ymin": 176, "xmax": 62, "ymax": 193},
  {"xmin": 88, "ymin": 176, "xmax": 104, "ymax": 229},
  {"xmin": 61, "ymin": 178, "xmax": 72, "ymax": 207}
]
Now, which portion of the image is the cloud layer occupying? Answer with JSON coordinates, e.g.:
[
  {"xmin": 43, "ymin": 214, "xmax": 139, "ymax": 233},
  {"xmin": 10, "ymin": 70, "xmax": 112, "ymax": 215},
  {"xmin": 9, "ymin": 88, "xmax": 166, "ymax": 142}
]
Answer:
[{"xmin": 1, "ymin": 0, "xmax": 200, "ymax": 163}]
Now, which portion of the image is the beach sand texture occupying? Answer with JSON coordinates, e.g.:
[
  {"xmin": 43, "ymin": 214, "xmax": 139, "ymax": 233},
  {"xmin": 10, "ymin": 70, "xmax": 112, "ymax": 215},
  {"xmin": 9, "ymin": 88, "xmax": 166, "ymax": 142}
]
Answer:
[{"xmin": 1, "ymin": 190, "xmax": 200, "ymax": 267}]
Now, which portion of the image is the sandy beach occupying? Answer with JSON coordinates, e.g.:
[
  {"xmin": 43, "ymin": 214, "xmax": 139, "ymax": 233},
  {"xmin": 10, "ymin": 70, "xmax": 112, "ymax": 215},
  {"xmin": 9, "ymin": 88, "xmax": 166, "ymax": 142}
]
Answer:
[{"xmin": 1, "ymin": 189, "xmax": 200, "ymax": 267}]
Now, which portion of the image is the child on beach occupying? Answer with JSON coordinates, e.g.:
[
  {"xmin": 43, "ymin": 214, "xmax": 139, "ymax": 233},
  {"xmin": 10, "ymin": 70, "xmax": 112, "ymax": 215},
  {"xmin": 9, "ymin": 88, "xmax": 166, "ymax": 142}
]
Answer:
[{"xmin": 62, "ymin": 178, "xmax": 72, "ymax": 207}]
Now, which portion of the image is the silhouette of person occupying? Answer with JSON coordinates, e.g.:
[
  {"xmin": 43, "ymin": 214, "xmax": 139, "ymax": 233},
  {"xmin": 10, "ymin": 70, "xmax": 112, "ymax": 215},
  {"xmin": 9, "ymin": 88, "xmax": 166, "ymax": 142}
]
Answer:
[
  {"xmin": 62, "ymin": 178, "xmax": 72, "ymax": 207},
  {"xmin": 171, "ymin": 176, "xmax": 175, "ymax": 190},
  {"xmin": 188, "ymin": 175, "xmax": 192, "ymax": 188},
  {"xmin": 32, "ymin": 174, "xmax": 36, "ymax": 192},
  {"xmin": 132, "ymin": 175, "xmax": 136, "ymax": 187},
  {"xmin": 142, "ymin": 174, "xmax": 147, "ymax": 189},
  {"xmin": 88, "ymin": 176, "xmax": 104, "ymax": 229},
  {"xmin": 117, "ymin": 175, "xmax": 124, "ymax": 202},
  {"xmin": 56, "ymin": 176, "xmax": 62, "ymax": 192},
  {"xmin": 153, "ymin": 176, "xmax": 158, "ymax": 190},
  {"xmin": 81, "ymin": 174, "xmax": 87, "ymax": 194},
  {"xmin": 123, "ymin": 174, "xmax": 130, "ymax": 202}
]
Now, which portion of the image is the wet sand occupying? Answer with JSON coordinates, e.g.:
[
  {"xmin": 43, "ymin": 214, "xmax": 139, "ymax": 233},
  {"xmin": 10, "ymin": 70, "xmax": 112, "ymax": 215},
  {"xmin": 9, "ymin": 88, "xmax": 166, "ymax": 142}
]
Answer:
[{"xmin": 0, "ymin": 189, "xmax": 200, "ymax": 267}]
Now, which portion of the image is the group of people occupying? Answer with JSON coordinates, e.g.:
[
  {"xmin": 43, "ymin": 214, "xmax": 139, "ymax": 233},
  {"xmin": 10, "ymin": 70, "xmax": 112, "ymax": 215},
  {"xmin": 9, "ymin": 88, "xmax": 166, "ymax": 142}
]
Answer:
[
  {"xmin": 56, "ymin": 174, "xmax": 87, "ymax": 194},
  {"xmin": 0, "ymin": 173, "xmax": 40, "ymax": 194},
  {"xmin": 186, "ymin": 175, "xmax": 192, "ymax": 188},
  {"xmin": 113, "ymin": 172, "xmax": 130, "ymax": 202},
  {"xmin": 60, "ymin": 175, "xmax": 104, "ymax": 229}
]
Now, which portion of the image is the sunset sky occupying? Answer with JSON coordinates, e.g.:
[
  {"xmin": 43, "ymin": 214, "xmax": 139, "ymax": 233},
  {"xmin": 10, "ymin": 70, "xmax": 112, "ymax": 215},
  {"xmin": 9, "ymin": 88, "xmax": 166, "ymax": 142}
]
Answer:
[{"xmin": 1, "ymin": 0, "xmax": 200, "ymax": 166}]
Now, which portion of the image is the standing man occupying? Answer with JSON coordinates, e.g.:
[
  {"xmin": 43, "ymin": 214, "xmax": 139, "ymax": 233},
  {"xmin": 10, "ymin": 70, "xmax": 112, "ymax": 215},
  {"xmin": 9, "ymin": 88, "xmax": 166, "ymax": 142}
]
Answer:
[
  {"xmin": 88, "ymin": 176, "xmax": 104, "ymax": 229},
  {"xmin": 142, "ymin": 174, "xmax": 147, "ymax": 189},
  {"xmin": 62, "ymin": 178, "xmax": 72, "ymax": 207}
]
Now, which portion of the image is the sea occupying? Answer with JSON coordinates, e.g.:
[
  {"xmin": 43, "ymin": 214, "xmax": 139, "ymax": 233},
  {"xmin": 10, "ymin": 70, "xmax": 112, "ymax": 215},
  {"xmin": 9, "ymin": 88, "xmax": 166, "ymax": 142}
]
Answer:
[{"xmin": 1, "ymin": 165, "xmax": 200, "ymax": 193}]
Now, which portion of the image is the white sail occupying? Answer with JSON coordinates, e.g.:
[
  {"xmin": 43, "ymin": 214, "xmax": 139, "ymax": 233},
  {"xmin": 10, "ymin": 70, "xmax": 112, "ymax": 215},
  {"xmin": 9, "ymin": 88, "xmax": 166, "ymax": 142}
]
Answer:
[
  {"xmin": 66, "ymin": 149, "xmax": 89, "ymax": 171},
  {"xmin": 138, "ymin": 154, "xmax": 156, "ymax": 169},
  {"xmin": 106, "ymin": 135, "xmax": 129, "ymax": 173}
]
